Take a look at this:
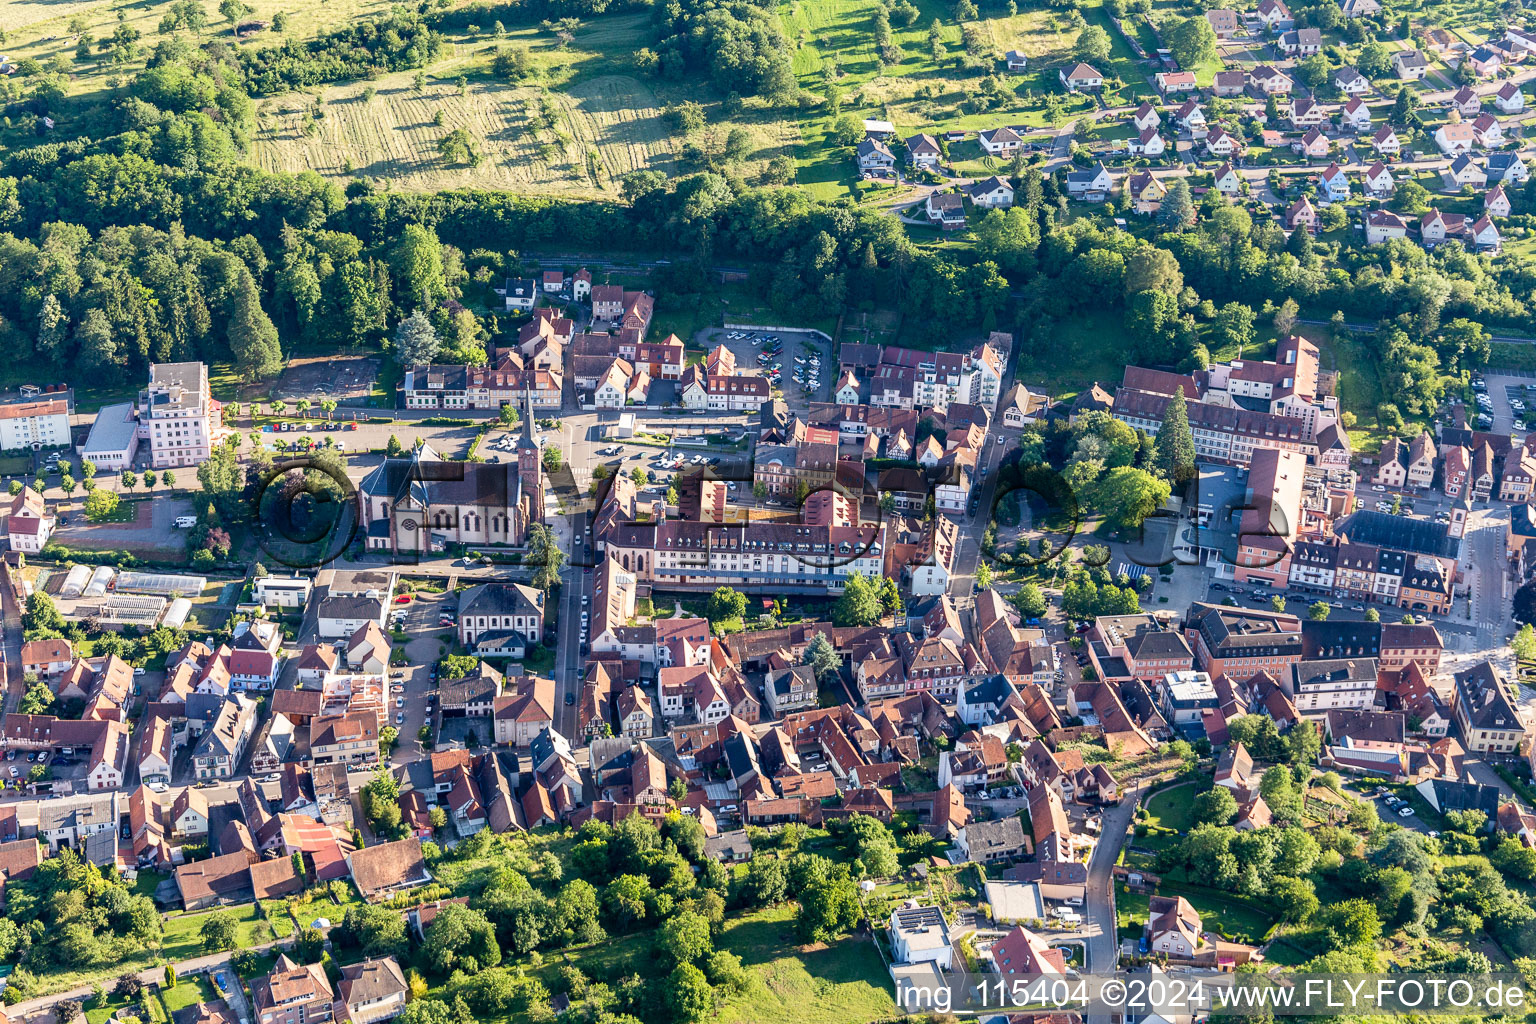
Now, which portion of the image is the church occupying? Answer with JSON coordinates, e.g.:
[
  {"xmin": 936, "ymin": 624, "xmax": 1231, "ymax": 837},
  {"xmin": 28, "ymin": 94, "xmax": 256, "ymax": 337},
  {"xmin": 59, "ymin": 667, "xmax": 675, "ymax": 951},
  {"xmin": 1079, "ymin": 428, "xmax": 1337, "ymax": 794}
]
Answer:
[{"xmin": 358, "ymin": 399, "xmax": 545, "ymax": 554}]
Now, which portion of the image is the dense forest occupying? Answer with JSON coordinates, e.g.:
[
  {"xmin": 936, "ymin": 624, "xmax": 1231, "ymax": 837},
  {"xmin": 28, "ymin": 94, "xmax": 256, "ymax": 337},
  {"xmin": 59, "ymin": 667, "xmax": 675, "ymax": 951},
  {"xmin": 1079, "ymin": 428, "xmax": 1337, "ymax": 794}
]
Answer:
[{"xmin": 1, "ymin": 1, "xmax": 1535, "ymax": 403}]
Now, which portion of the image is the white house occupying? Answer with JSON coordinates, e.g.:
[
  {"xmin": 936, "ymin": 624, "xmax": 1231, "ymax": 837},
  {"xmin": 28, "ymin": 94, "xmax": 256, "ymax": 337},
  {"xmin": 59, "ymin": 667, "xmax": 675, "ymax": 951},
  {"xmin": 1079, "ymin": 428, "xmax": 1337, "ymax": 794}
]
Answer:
[
  {"xmin": 1489, "ymin": 152, "xmax": 1529, "ymax": 184},
  {"xmin": 1472, "ymin": 113, "xmax": 1504, "ymax": 147},
  {"xmin": 1497, "ymin": 81, "xmax": 1526, "ymax": 114},
  {"xmin": 1132, "ymin": 102, "xmax": 1161, "ymax": 132},
  {"xmin": 1319, "ymin": 162, "xmax": 1350, "ymax": 201},
  {"xmin": 1365, "ymin": 209, "xmax": 1409, "ymax": 244},
  {"xmin": 1213, "ymin": 162, "xmax": 1243, "ymax": 195},
  {"xmin": 1129, "ymin": 128, "xmax": 1166, "ymax": 156},
  {"xmin": 1363, "ymin": 161, "xmax": 1394, "ymax": 196},
  {"xmin": 1059, "ymin": 62, "xmax": 1103, "ymax": 92},
  {"xmin": 1468, "ymin": 214, "xmax": 1502, "ymax": 251},
  {"xmin": 889, "ymin": 905, "xmax": 953, "ymax": 968},
  {"xmin": 979, "ymin": 126, "xmax": 1024, "ymax": 156},
  {"xmin": 1436, "ymin": 122, "xmax": 1476, "ymax": 155},
  {"xmin": 1334, "ymin": 66, "xmax": 1370, "ymax": 94},
  {"xmin": 254, "ymin": 576, "xmax": 313, "ymax": 610},
  {"xmin": 1340, "ymin": 97, "xmax": 1372, "ymax": 131},
  {"xmin": 502, "ymin": 277, "xmax": 537, "ymax": 313},
  {"xmin": 966, "ymin": 175, "xmax": 1015, "ymax": 209},
  {"xmin": 1371, "ymin": 126, "xmax": 1401, "ymax": 155}
]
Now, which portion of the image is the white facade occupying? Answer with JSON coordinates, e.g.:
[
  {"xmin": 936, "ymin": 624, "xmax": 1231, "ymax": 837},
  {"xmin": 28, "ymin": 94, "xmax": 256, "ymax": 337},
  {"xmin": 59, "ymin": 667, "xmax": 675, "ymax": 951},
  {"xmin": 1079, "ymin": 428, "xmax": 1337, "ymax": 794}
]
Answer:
[{"xmin": 142, "ymin": 363, "xmax": 216, "ymax": 469}]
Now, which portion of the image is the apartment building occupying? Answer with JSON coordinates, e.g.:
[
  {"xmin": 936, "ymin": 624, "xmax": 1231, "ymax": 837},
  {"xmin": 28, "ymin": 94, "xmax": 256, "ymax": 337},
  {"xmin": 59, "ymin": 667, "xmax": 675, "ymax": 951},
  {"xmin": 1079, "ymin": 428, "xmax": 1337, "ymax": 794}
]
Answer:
[
  {"xmin": 0, "ymin": 385, "xmax": 73, "ymax": 450},
  {"xmin": 141, "ymin": 362, "xmax": 217, "ymax": 468},
  {"xmin": 1452, "ymin": 661, "xmax": 1527, "ymax": 754}
]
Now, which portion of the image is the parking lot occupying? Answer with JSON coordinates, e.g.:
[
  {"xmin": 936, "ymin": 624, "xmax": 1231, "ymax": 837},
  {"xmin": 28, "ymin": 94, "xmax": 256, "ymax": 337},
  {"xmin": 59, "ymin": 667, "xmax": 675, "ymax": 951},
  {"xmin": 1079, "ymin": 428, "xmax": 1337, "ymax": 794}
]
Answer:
[
  {"xmin": 695, "ymin": 327, "xmax": 833, "ymax": 415},
  {"xmin": 1483, "ymin": 372, "xmax": 1536, "ymax": 434}
]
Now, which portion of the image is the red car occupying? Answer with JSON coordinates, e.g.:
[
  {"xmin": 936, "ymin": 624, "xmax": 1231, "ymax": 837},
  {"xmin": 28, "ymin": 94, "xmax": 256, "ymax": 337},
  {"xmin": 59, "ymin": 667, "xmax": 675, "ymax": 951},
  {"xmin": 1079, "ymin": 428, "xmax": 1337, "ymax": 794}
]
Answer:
[{"xmin": 394, "ymin": 594, "xmax": 412, "ymax": 604}]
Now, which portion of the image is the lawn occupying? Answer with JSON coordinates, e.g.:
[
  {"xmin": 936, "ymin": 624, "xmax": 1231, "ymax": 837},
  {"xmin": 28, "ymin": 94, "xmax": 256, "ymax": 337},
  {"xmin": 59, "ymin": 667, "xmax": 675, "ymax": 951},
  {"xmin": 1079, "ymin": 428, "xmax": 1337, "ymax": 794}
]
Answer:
[
  {"xmin": 1116, "ymin": 886, "xmax": 1151, "ymax": 940},
  {"xmin": 160, "ymin": 974, "xmax": 220, "ymax": 1016},
  {"xmin": 1170, "ymin": 886, "xmax": 1275, "ymax": 944},
  {"xmin": 161, "ymin": 904, "xmax": 274, "ymax": 963},
  {"xmin": 716, "ymin": 905, "xmax": 896, "ymax": 1024}
]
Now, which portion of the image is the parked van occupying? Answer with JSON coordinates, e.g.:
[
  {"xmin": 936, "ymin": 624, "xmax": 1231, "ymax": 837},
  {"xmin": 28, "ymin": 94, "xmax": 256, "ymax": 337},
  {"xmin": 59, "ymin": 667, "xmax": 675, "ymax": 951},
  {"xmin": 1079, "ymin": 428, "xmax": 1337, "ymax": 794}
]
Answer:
[{"xmin": 173, "ymin": 516, "xmax": 197, "ymax": 529}]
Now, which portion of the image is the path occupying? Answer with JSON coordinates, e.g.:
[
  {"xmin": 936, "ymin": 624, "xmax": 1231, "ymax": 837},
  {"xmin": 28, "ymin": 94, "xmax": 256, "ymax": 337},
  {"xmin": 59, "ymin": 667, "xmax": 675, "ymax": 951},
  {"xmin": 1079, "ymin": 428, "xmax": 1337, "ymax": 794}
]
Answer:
[{"xmin": 4, "ymin": 938, "xmax": 292, "ymax": 1019}]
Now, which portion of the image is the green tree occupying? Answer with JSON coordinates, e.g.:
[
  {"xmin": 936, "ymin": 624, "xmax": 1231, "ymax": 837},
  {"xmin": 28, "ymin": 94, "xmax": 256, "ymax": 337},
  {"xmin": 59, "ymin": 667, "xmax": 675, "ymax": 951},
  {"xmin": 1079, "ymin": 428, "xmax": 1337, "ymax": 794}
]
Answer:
[
  {"xmin": 1011, "ymin": 583, "xmax": 1048, "ymax": 619},
  {"xmin": 1074, "ymin": 25, "xmax": 1111, "ymax": 63},
  {"xmin": 394, "ymin": 310, "xmax": 441, "ymax": 365},
  {"xmin": 1167, "ymin": 15, "xmax": 1217, "ymax": 70},
  {"xmin": 831, "ymin": 572, "xmax": 881, "ymax": 627},
  {"xmin": 1089, "ymin": 466, "xmax": 1170, "ymax": 530},
  {"xmin": 200, "ymin": 912, "xmax": 239, "ymax": 952},
  {"xmin": 665, "ymin": 963, "xmax": 712, "ymax": 1024},
  {"xmin": 83, "ymin": 488, "xmax": 121, "ymax": 522},
  {"xmin": 795, "ymin": 872, "xmax": 861, "ymax": 942},
  {"xmin": 657, "ymin": 910, "xmax": 712, "ymax": 966},
  {"xmin": 1270, "ymin": 595, "xmax": 1286, "ymax": 613},
  {"xmin": 803, "ymin": 632, "xmax": 840, "ymax": 679},
  {"xmin": 542, "ymin": 446, "xmax": 563, "ymax": 472},
  {"xmin": 1309, "ymin": 601, "xmax": 1331, "ymax": 621},
  {"xmin": 707, "ymin": 587, "xmax": 747, "ymax": 625},
  {"xmin": 1151, "ymin": 387, "xmax": 1197, "ymax": 485},
  {"xmin": 1157, "ymin": 179, "xmax": 1196, "ymax": 231},
  {"xmin": 1513, "ymin": 623, "xmax": 1536, "ymax": 663},
  {"xmin": 420, "ymin": 905, "xmax": 501, "ymax": 975},
  {"xmin": 1191, "ymin": 786, "xmax": 1238, "ymax": 826}
]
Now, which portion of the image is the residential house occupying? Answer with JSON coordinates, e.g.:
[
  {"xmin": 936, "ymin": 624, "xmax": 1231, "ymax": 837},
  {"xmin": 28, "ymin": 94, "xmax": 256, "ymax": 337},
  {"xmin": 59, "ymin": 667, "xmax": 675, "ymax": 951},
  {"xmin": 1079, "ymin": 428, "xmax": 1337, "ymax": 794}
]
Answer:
[
  {"xmin": 1436, "ymin": 122, "xmax": 1477, "ymax": 156},
  {"xmin": 1319, "ymin": 162, "xmax": 1350, "ymax": 201},
  {"xmin": 856, "ymin": 139, "xmax": 896, "ymax": 172},
  {"xmin": 347, "ymin": 837, "xmax": 431, "ymax": 901},
  {"xmin": 1257, "ymin": 0, "xmax": 1294, "ymax": 29},
  {"xmin": 1206, "ymin": 8, "xmax": 1241, "ymax": 38},
  {"xmin": 1363, "ymin": 161, "xmax": 1394, "ymax": 196},
  {"xmin": 1497, "ymin": 81, "xmax": 1527, "ymax": 113},
  {"xmin": 1059, "ymin": 63, "xmax": 1103, "ymax": 92},
  {"xmin": 1129, "ymin": 128, "xmax": 1166, "ymax": 156},
  {"xmin": 1213, "ymin": 162, "xmax": 1243, "ymax": 196},
  {"xmin": 336, "ymin": 959, "xmax": 409, "ymax": 1024},
  {"xmin": 1371, "ymin": 126, "xmax": 1401, "ymax": 156},
  {"xmin": 1472, "ymin": 113, "xmax": 1504, "ymax": 147},
  {"xmin": 966, "ymin": 176, "xmax": 1014, "ymax": 209},
  {"xmin": 1334, "ymin": 66, "xmax": 1370, "ymax": 94},
  {"xmin": 1126, "ymin": 171, "xmax": 1168, "ymax": 215},
  {"xmin": 1279, "ymin": 27, "xmax": 1322, "ymax": 54},
  {"xmin": 925, "ymin": 193, "xmax": 966, "ymax": 231},
  {"xmin": 954, "ymin": 816, "xmax": 1027, "ymax": 864},
  {"xmin": 251, "ymin": 955, "xmax": 334, "ymax": 1024},
  {"xmin": 1452, "ymin": 86, "xmax": 1483, "ymax": 116},
  {"xmin": 1156, "ymin": 71, "xmax": 1199, "ymax": 94},
  {"xmin": 905, "ymin": 133, "xmax": 942, "ymax": 169},
  {"xmin": 1066, "ymin": 162, "xmax": 1113, "ymax": 199},
  {"xmin": 978, "ymin": 126, "xmax": 1024, "ymax": 156},
  {"xmin": 1286, "ymin": 196, "xmax": 1317, "ymax": 232},
  {"xmin": 1452, "ymin": 662, "xmax": 1525, "ymax": 753},
  {"xmin": 1392, "ymin": 50, "xmax": 1429, "ymax": 79},
  {"xmin": 1341, "ymin": 97, "xmax": 1372, "ymax": 131},
  {"xmin": 1488, "ymin": 152, "xmax": 1529, "ymax": 184},
  {"xmin": 1366, "ymin": 209, "xmax": 1409, "ymax": 244}
]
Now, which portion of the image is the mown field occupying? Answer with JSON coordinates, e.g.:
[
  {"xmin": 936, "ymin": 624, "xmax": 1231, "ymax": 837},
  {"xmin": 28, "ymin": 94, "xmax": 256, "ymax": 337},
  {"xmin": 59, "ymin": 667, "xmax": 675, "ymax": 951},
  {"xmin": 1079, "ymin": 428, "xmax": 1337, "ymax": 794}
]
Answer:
[
  {"xmin": 783, "ymin": 0, "xmax": 1142, "ymax": 198},
  {"xmin": 5, "ymin": 0, "xmax": 1150, "ymax": 201}
]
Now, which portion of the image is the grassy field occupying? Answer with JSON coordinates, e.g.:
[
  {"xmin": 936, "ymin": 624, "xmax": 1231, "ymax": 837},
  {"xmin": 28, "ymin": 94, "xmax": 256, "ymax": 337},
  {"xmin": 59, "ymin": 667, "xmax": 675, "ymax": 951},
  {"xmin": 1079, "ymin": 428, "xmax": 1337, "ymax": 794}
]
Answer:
[
  {"xmin": 783, "ymin": 0, "xmax": 1142, "ymax": 198},
  {"xmin": 716, "ymin": 905, "xmax": 896, "ymax": 1024},
  {"xmin": 161, "ymin": 904, "xmax": 275, "ymax": 962}
]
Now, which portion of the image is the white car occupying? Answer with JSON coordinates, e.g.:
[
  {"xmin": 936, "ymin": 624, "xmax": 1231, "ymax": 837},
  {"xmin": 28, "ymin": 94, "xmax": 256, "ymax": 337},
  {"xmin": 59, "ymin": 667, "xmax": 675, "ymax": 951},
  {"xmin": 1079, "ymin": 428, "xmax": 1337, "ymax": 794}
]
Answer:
[{"xmin": 1398, "ymin": 806, "xmax": 1414, "ymax": 817}]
